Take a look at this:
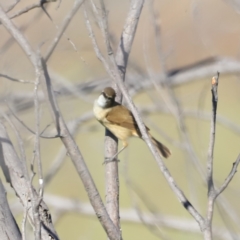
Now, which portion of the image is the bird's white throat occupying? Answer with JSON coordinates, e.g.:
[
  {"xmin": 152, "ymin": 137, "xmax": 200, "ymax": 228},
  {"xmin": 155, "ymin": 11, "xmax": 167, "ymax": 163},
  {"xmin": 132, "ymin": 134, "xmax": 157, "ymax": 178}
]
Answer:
[
  {"xmin": 97, "ymin": 94, "xmax": 108, "ymax": 108},
  {"xmin": 93, "ymin": 95, "xmax": 110, "ymax": 121}
]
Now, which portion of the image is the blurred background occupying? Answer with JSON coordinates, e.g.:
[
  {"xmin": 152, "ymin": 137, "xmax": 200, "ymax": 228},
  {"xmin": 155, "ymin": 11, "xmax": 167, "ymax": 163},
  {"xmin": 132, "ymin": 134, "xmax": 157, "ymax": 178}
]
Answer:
[{"xmin": 0, "ymin": 0, "xmax": 240, "ymax": 239}]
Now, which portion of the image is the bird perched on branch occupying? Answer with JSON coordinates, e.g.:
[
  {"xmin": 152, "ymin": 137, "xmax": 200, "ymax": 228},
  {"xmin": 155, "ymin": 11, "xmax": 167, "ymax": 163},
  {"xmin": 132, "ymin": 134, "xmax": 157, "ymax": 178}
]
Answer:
[{"xmin": 93, "ymin": 87, "xmax": 171, "ymax": 161}]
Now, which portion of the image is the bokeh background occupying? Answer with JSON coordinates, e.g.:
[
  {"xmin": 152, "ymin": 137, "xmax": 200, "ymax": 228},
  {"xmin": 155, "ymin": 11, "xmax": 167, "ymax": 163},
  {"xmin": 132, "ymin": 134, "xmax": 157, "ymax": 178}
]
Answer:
[{"xmin": 0, "ymin": 0, "xmax": 240, "ymax": 239}]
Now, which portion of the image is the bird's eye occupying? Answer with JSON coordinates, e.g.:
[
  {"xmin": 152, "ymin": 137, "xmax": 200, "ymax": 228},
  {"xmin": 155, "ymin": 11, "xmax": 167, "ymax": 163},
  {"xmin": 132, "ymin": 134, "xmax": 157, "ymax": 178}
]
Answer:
[{"xmin": 103, "ymin": 92, "xmax": 112, "ymax": 100}]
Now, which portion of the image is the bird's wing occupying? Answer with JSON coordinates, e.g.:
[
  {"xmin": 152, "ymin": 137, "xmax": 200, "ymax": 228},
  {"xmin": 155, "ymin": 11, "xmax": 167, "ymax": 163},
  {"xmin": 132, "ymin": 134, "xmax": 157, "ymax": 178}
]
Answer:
[{"xmin": 105, "ymin": 104, "xmax": 149, "ymax": 134}]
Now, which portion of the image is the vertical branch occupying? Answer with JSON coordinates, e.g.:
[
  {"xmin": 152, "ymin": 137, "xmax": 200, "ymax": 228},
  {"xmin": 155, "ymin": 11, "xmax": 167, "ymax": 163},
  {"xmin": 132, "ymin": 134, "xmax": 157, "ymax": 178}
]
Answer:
[
  {"xmin": 97, "ymin": 0, "xmax": 121, "ymax": 231},
  {"xmin": 34, "ymin": 56, "xmax": 43, "ymax": 195},
  {"xmin": 104, "ymin": 128, "xmax": 120, "ymax": 229},
  {"xmin": 33, "ymin": 55, "xmax": 43, "ymax": 240},
  {"xmin": 114, "ymin": 0, "xmax": 145, "ymax": 79},
  {"xmin": 84, "ymin": 6, "xmax": 122, "ymax": 230},
  {"xmin": 98, "ymin": 0, "xmax": 144, "ymax": 233},
  {"xmin": 204, "ymin": 73, "xmax": 219, "ymax": 240},
  {"xmin": 203, "ymin": 73, "xmax": 240, "ymax": 240},
  {"xmin": 207, "ymin": 72, "xmax": 219, "ymax": 194}
]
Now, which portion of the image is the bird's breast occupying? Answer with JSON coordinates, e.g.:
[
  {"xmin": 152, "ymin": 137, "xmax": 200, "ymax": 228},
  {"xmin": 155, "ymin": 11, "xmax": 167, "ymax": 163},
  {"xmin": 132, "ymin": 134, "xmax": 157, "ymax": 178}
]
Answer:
[{"xmin": 93, "ymin": 101, "xmax": 110, "ymax": 121}]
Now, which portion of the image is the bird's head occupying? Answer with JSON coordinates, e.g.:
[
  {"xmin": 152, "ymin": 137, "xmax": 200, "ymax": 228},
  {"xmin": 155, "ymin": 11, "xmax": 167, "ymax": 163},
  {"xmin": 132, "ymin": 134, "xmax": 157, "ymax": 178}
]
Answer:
[{"xmin": 97, "ymin": 87, "xmax": 116, "ymax": 108}]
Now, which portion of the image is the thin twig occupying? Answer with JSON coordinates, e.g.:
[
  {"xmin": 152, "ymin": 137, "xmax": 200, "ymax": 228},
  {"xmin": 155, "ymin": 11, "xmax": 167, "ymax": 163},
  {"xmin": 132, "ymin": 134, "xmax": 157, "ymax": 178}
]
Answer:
[
  {"xmin": 0, "ymin": 73, "xmax": 34, "ymax": 84},
  {"xmin": 83, "ymin": 5, "xmax": 113, "ymax": 75},
  {"xmin": 205, "ymin": 73, "xmax": 219, "ymax": 240},
  {"xmin": 6, "ymin": 103, "xmax": 60, "ymax": 139},
  {"xmin": 207, "ymin": 73, "xmax": 219, "ymax": 195},
  {"xmin": 6, "ymin": 0, "xmax": 56, "ymax": 21},
  {"xmin": 6, "ymin": 0, "xmax": 20, "ymax": 13},
  {"xmin": 8, "ymin": 3, "xmax": 41, "ymax": 19},
  {"xmin": 45, "ymin": 0, "xmax": 85, "ymax": 62},
  {"xmin": 44, "ymin": 112, "xmax": 93, "ymax": 185},
  {"xmin": 3, "ymin": 113, "xmax": 29, "ymax": 177},
  {"xmin": 216, "ymin": 154, "xmax": 240, "ymax": 198}
]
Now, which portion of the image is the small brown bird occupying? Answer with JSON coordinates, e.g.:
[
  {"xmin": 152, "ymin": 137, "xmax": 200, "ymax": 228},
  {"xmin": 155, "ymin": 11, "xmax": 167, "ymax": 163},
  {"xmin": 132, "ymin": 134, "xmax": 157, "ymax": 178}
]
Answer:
[{"xmin": 93, "ymin": 87, "xmax": 171, "ymax": 161}]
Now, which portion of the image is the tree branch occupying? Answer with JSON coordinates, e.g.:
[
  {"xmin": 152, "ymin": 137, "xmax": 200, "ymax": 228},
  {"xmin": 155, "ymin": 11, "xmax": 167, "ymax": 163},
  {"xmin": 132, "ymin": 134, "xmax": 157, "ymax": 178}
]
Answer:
[
  {"xmin": 44, "ymin": 0, "xmax": 85, "ymax": 62},
  {"xmin": 99, "ymin": 0, "xmax": 144, "ymax": 233},
  {"xmin": 0, "ymin": 178, "xmax": 22, "ymax": 240},
  {"xmin": 207, "ymin": 73, "xmax": 219, "ymax": 196},
  {"xmin": 216, "ymin": 154, "xmax": 240, "ymax": 198}
]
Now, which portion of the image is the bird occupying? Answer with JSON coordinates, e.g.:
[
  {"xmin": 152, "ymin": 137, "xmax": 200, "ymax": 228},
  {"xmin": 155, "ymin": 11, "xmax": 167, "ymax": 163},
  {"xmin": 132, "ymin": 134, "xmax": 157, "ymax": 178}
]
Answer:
[{"xmin": 93, "ymin": 87, "xmax": 171, "ymax": 162}]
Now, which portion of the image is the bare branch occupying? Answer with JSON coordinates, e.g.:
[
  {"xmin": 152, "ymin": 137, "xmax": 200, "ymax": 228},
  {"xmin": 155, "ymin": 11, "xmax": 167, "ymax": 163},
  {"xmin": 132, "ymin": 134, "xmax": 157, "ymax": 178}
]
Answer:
[
  {"xmin": 3, "ymin": 112, "xmax": 29, "ymax": 178},
  {"xmin": 44, "ymin": 112, "xmax": 93, "ymax": 185},
  {"xmin": 0, "ymin": 73, "xmax": 34, "ymax": 84},
  {"xmin": 45, "ymin": 0, "xmax": 85, "ymax": 62},
  {"xmin": 216, "ymin": 154, "xmax": 240, "ymax": 198},
  {"xmin": 207, "ymin": 73, "xmax": 219, "ymax": 196},
  {"xmin": 99, "ymin": 0, "xmax": 144, "ymax": 233},
  {"xmin": 115, "ymin": 0, "xmax": 145, "ymax": 79},
  {"xmin": 0, "ymin": 178, "xmax": 22, "ymax": 240},
  {"xmin": 5, "ymin": 103, "xmax": 60, "ymax": 139},
  {"xmin": 83, "ymin": 6, "xmax": 122, "ymax": 231},
  {"xmin": 8, "ymin": 3, "xmax": 41, "ymax": 19},
  {"xmin": 5, "ymin": 0, "xmax": 20, "ymax": 13},
  {"xmin": 22, "ymin": 204, "xmax": 29, "ymax": 240},
  {"xmin": 204, "ymin": 73, "xmax": 240, "ymax": 239},
  {"xmin": 83, "ymin": 5, "xmax": 113, "ymax": 75},
  {"xmin": 85, "ymin": 57, "xmax": 240, "ymax": 93},
  {"xmin": 205, "ymin": 73, "xmax": 220, "ymax": 240},
  {"xmin": 33, "ymin": 52, "xmax": 44, "ymax": 198},
  {"xmin": 6, "ymin": 0, "xmax": 56, "ymax": 21},
  {"xmin": 32, "ymin": 53, "xmax": 43, "ymax": 240}
]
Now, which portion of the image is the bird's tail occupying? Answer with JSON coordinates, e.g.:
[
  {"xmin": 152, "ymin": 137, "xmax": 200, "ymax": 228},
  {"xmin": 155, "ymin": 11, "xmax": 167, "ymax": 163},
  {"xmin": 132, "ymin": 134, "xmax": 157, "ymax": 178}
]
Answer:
[{"xmin": 150, "ymin": 135, "xmax": 171, "ymax": 159}]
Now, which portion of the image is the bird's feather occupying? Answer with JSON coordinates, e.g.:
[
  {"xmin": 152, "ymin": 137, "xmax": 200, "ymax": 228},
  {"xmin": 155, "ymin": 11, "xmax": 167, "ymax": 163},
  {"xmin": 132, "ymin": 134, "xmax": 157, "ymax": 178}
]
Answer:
[{"xmin": 105, "ymin": 104, "xmax": 149, "ymax": 136}]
